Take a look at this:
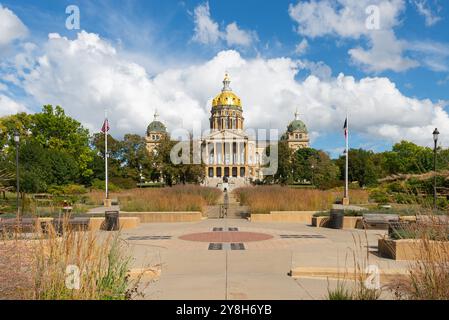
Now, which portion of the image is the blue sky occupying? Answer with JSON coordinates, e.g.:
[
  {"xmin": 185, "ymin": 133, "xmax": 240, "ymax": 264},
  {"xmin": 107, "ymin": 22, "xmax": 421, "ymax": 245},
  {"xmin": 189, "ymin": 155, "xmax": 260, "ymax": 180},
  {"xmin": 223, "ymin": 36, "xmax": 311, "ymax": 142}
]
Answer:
[{"xmin": 0, "ymin": 0, "xmax": 448, "ymax": 157}]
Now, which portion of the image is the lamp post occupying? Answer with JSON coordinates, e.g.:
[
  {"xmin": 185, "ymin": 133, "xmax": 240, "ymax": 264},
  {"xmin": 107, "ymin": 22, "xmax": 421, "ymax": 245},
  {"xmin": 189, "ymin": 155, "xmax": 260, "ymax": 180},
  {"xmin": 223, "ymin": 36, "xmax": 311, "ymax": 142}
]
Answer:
[
  {"xmin": 311, "ymin": 164, "xmax": 315, "ymax": 187},
  {"xmin": 14, "ymin": 131, "xmax": 20, "ymax": 220},
  {"xmin": 432, "ymin": 128, "xmax": 439, "ymax": 210}
]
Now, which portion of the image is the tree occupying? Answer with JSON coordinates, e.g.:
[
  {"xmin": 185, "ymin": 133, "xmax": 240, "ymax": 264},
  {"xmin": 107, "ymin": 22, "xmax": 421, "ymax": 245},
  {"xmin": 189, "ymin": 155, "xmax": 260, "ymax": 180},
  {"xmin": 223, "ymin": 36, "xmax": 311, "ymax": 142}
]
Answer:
[
  {"xmin": 150, "ymin": 136, "xmax": 205, "ymax": 186},
  {"xmin": 264, "ymin": 141, "xmax": 293, "ymax": 185},
  {"xmin": 30, "ymin": 105, "xmax": 94, "ymax": 179},
  {"xmin": 336, "ymin": 149, "xmax": 379, "ymax": 187},
  {"xmin": 381, "ymin": 141, "xmax": 433, "ymax": 175},
  {"xmin": 292, "ymin": 148, "xmax": 340, "ymax": 189}
]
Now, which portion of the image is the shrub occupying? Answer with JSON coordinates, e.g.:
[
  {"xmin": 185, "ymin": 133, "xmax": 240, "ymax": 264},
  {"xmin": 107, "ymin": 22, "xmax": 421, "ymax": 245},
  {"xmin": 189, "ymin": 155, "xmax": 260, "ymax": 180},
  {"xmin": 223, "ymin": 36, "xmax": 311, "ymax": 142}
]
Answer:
[
  {"xmin": 369, "ymin": 189, "xmax": 390, "ymax": 204},
  {"xmin": 91, "ymin": 179, "xmax": 120, "ymax": 192}
]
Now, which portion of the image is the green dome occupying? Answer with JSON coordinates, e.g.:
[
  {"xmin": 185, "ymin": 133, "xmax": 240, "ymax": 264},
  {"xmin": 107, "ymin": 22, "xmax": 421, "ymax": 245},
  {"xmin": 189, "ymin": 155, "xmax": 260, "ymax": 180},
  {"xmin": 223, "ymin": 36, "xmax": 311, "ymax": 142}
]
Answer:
[
  {"xmin": 287, "ymin": 120, "xmax": 308, "ymax": 133},
  {"xmin": 147, "ymin": 120, "xmax": 166, "ymax": 134}
]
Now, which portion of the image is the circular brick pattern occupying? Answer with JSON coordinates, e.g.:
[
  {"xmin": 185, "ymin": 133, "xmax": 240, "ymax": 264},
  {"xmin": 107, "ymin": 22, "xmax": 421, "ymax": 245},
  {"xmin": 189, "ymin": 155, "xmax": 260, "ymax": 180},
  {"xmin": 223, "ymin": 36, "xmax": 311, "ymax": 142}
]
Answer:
[{"xmin": 179, "ymin": 231, "xmax": 273, "ymax": 243}]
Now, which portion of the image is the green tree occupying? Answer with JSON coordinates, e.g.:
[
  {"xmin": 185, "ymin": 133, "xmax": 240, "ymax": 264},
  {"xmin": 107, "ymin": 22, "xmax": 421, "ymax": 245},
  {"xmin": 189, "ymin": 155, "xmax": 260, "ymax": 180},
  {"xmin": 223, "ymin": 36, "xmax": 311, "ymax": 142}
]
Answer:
[
  {"xmin": 30, "ymin": 105, "xmax": 94, "ymax": 179},
  {"xmin": 336, "ymin": 149, "xmax": 379, "ymax": 187}
]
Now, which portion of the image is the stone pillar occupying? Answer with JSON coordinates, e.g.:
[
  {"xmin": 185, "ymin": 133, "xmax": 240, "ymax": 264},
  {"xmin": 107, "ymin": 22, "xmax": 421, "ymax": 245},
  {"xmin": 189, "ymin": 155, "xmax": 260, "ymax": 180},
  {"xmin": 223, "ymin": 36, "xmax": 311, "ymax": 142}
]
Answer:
[{"xmin": 237, "ymin": 141, "xmax": 241, "ymax": 165}]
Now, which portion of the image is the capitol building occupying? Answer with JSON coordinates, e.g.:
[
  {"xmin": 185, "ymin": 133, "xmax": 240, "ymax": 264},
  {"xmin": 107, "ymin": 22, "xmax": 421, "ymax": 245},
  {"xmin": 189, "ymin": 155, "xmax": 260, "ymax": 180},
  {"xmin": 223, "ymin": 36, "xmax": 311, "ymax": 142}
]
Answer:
[{"xmin": 146, "ymin": 74, "xmax": 310, "ymax": 189}]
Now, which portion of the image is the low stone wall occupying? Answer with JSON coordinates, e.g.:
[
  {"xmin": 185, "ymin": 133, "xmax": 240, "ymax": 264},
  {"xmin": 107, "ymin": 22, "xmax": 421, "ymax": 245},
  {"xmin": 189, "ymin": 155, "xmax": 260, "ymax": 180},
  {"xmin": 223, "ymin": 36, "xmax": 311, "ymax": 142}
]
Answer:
[
  {"xmin": 89, "ymin": 217, "xmax": 140, "ymax": 231},
  {"xmin": 250, "ymin": 211, "xmax": 318, "ymax": 223},
  {"xmin": 120, "ymin": 211, "xmax": 203, "ymax": 223},
  {"xmin": 378, "ymin": 238, "xmax": 449, "ymax": 260},
  {"xmin": 311, "ymin": 216, "xmax": 363, "ymax": 229}
]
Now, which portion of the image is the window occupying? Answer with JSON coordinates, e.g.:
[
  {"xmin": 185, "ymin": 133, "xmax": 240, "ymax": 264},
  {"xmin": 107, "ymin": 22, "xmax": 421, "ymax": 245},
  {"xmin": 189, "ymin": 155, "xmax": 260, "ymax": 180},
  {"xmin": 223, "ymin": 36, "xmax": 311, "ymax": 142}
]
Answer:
[
  {"xmin": 216, "ymin": 167, "xmax": 222, "ymax": 177},
  {"xmin": 232, "ymin": 167, "xmax": 238, "ymax": 177},
  {"xmin": 224, "ymin": 167, "xmax": 230, "ymax": 177},
  {"xmin": 240, "ymin": 167, "xmax": 245, "ymax": 177},
  {"xmin": 208, "ymin": 168, "xmax": 214, "ymax": 178}
]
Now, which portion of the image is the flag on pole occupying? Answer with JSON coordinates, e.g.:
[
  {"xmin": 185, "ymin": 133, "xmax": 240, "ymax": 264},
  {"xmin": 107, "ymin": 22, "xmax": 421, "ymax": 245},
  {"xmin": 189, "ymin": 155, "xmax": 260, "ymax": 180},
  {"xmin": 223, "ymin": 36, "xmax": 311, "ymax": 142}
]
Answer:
[
  {"xmin": 343, "ymin": 118, "xmax": 348, "ymax": 137},
  {"xmin": 101, "ymin": 118, "xmax": 110, "ymax": 133}
]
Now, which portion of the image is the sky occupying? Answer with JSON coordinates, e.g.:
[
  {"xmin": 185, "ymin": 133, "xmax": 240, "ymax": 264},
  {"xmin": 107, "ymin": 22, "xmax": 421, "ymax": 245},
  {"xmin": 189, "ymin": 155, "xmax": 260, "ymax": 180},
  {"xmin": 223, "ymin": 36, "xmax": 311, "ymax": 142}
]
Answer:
[{"xmin": 0, "ymin": 0, "xmax": 448, "ymax": 158}]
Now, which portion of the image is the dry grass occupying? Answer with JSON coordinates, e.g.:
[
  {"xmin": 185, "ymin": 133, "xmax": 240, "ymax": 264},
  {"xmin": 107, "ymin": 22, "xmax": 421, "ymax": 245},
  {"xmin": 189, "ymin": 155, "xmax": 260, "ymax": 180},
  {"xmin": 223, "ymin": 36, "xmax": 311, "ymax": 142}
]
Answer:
[
  {"xmin": 234, "ymin": 186, "xmax": 369, "ymax": 214},
  {"xmin": 0, "ymin": 223, "xmax": 147, "ymax": 300},
  {"xmin": 327, "ymin": 233, "xmax": 382, "ymax": 300},
  {"xmin": 389, "ymin": 214, "xmax": 449, "ymax": 300},
  {"xmin": 88, "ymin": 185, "xmax": 221, "ymax": 213}
]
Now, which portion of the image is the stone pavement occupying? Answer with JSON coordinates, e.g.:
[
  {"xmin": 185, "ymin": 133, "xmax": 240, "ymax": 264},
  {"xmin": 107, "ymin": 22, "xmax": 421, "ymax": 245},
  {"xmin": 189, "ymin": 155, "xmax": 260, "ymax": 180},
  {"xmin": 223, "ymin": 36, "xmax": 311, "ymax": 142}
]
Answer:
[{"xmin": 119, "ymin": 217, "xmax": 409, "ymax": 300}]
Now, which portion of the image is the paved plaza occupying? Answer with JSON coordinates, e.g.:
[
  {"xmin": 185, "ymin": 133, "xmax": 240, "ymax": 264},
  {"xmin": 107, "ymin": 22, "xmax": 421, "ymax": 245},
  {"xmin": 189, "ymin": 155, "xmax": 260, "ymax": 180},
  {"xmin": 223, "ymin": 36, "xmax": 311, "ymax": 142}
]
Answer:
[{"xmin": 120, "ymin": 216, "xmax": 409, "ymax": 300}]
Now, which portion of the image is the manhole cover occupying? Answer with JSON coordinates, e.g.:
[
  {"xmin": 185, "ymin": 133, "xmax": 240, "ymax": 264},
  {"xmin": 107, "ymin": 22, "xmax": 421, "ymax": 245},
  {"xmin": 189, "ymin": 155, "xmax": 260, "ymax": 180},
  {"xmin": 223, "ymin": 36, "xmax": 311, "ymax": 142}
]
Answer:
[{"xmin": 179, "ymin": 231, "xmax": 273, "ymax": 243}]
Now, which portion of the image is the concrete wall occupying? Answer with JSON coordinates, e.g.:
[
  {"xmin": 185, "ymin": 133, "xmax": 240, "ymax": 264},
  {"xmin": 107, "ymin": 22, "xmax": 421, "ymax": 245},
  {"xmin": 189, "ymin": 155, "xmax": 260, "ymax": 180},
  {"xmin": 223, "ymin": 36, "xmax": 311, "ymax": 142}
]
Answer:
[
  {"xmin": 250, "ymin": 211, "xmax": 318, "ymax": 223},
  {"xmin": 89, "ymin": 217, "xmax": 140, "ymax": 231},
  {"xmin": 120, "ymin": 211, "xmax": 203, "ymax": 223},
  {"xmin": 311, "ymin": 216, "xmax": 363, "ymax": 229}
]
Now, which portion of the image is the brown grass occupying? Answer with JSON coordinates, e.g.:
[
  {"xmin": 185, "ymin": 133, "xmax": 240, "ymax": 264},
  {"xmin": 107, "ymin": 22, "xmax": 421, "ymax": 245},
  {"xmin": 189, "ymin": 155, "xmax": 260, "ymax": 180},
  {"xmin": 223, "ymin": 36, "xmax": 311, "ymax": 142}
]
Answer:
[
  {"xmin": 88, "ymin": 185, "xmax": 221, "ymax": 213},
  {"xmin": 0, "ymin": 223, "xmax": 147, "ymax": 300},
  {"xmin": 234, "ymin": 186, "xmax": 369, "ymax": 213},
  {"xmin": 389, "ymin": 214, "xmax": 449, "ymax": 300}
]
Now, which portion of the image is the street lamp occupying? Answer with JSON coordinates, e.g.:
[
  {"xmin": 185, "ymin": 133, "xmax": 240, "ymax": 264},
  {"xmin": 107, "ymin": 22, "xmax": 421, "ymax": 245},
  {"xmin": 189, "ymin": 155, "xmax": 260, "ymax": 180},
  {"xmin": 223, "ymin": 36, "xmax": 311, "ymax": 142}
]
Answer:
[
  {"xmin": 14, "ymin": 131, "xmax": 20, "ymax": 220},
  {"xmin": 432, "ymin": 128, "xmax": 439, "ymax": 210},
  {"xmin": 311, "ymin": 164, "xmax": 315, "ymax": 187}
]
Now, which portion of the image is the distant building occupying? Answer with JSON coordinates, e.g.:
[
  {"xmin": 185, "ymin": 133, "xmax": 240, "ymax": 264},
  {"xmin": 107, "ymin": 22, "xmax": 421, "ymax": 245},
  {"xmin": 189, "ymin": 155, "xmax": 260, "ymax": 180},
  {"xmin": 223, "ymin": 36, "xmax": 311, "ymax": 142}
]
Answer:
[
  {"xmin": 281, "ymin": 109, "xmax": 310, "ymax": 151},
  {"xmin": 145, "ymin": 110, "xmax": 167, "ymax": 154},
  {"xmin": 145, "ymin": 74, "xmax": 310, "ymax": 189}
]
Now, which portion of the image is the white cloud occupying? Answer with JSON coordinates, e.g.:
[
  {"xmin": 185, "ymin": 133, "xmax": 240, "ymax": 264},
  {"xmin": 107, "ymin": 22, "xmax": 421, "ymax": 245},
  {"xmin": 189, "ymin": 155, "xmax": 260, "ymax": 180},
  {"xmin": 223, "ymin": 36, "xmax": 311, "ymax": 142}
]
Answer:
[
  {"xmin": 192, "ymin": 2, "xmax": 257, "ymax": 48},
  {"xmin": 295, "ymin": 39, "xmax": 309, "ymax": 55},
  {"xmin": 349, "ymin": 30, "xmax": 419, "ymax": 72},
  {"xmin": 413, "ymin": 0, "xmax": 442, "ymax": 26},
  {"xmin": 289, "ymin": 0, "xmax": 420, "ymax": 73},
  {"xmin": 225, "ymin": 22, "xmax": 257, "ymax": 47},
  {"xmin": 191, "ymin": 2, "xmax": 222, "ymax": 45},
  {"xmin": 0, "ymin": 94, "xmax": 28, "ymax": 116},
  {"xmin": 0, "ymin": 4, "xmax": 28, "ymax": 46},
  {"xmin": 11, "ymin": 31, "xmax": 448, "ymax": 149}
]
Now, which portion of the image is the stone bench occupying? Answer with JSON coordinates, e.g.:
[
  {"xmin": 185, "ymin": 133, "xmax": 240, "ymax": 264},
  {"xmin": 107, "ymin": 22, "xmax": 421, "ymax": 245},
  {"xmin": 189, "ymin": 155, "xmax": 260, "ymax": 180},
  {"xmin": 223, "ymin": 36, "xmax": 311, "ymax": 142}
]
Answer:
[{"xmin": 363, "ymin": 213, "xmax": 400, "ymax": 230}]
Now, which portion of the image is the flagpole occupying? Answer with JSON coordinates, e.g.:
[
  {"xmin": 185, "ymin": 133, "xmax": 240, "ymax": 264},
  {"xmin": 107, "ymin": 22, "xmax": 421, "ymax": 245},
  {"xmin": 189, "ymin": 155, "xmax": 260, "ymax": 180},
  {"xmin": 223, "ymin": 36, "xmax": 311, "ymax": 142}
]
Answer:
[
  {"xmin": 344, "ymin": 108, "xmax": 349, "ymax": 205},
  {"xmin": 104, "ymin": 109, "xmax": 108, "ymax": 201}
]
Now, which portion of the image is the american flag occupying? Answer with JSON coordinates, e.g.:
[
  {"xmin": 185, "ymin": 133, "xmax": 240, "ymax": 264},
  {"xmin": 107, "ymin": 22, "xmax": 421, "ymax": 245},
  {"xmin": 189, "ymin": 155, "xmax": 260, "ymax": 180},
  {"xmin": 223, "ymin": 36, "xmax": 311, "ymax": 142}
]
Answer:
[
  {"xmin": 343, "ymin": 118, "xmax": 348, "ymax": 138},
  {"xmin": 101, "ymin": 118, "xmax": 110, "ymax": 133}
]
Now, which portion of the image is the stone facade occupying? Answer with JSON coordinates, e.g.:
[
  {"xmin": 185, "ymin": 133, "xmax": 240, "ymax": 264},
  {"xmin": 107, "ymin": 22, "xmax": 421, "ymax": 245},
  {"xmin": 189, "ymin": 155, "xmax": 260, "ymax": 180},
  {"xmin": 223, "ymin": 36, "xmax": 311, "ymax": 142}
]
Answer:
[{"xmin": 145, "ymin": 74, "xmax": 310, "ymax": 189}]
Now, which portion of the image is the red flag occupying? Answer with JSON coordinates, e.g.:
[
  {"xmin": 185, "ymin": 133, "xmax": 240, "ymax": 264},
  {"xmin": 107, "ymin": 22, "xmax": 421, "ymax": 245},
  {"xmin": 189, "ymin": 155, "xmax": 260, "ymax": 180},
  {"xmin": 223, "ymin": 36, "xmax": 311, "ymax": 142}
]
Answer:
[{"xmin": 101, "ymin": 119, "xmax": 110, "ymax": 133}]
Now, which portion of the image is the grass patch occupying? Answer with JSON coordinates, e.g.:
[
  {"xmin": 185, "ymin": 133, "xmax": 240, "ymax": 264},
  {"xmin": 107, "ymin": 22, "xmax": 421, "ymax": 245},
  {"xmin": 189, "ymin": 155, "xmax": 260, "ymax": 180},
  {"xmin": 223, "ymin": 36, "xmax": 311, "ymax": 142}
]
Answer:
[
  {"xmin": 0, "ymin": 224, "xmax": 148, "ymax": 300},
  {"xmin": 88, "ymin": 185, "xmax": 221, "ymax": 213}
]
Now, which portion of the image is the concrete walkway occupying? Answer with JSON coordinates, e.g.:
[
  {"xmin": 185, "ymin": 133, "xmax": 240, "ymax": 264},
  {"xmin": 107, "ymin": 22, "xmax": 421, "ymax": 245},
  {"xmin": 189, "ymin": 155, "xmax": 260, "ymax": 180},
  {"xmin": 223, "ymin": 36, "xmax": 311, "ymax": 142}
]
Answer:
[{"xmin": 120, "ymin": 217, "xmax": 407, "ymax": 300}]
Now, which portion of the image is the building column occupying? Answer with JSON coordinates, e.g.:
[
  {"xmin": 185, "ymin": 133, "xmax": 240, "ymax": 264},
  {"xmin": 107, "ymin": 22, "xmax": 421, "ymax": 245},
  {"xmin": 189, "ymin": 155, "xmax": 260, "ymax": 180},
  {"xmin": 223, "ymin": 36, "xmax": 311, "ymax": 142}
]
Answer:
[
  {"xmin": 205, "ymin": 142, "xmax": 209, "ymax": 165},
  {"xmin": 237, "ymin": 141, "xmax": 241, "ymax": 165}
]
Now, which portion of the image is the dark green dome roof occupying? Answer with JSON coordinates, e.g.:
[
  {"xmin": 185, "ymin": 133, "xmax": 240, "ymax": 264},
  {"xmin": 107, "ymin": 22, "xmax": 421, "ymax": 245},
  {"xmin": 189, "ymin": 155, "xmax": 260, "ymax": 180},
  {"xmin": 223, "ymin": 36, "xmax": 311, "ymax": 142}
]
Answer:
[
  {"xmin": 287, "ymin": 120, "xmax": 308, "ymax": 133},
  {"xmin": 147, "ymin": 120, "xmax": 166, "ymax": 134}
]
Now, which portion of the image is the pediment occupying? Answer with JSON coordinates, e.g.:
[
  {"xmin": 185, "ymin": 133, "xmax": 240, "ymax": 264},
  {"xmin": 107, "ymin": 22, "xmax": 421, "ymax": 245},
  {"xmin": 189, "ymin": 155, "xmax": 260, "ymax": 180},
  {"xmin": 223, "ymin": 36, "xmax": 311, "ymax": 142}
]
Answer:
[{"xmin": 204, "ymin": 130, "xmax": 248, "ymax": 141}]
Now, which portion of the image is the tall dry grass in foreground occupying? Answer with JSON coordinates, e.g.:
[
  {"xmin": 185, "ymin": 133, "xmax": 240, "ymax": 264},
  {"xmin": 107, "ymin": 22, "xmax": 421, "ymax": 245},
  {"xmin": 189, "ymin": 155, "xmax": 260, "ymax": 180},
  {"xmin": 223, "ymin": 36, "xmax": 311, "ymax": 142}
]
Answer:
[
  {"xmin": 88, "ymin": 185, "xmax": 221, "ymax": 212},
  {"xmin": 389, "ymin": 216, "xmax": 449, "ymax": 300},
  {"xmin": 327, "ymin": 233, "xmax": 382, "ymax": 300},
  {"xmin": 0, "ymin": 224, "xmax": 146, "ymax": 300},
  {"xmin": 234, "ymin": 186, "xmax": 369, "ymax": 213}
]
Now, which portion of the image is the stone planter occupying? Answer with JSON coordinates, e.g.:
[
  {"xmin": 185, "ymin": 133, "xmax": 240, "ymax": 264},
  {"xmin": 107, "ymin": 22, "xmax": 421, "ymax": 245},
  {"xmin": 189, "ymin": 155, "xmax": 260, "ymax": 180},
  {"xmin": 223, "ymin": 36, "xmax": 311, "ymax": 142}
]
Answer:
[
  {"xmin": 311, "ymin": 216, "xmax": 363, "ymax": 229},
  {"xmin": 378, "ymin": 238, "xmax": 449, "ymax": 260}
]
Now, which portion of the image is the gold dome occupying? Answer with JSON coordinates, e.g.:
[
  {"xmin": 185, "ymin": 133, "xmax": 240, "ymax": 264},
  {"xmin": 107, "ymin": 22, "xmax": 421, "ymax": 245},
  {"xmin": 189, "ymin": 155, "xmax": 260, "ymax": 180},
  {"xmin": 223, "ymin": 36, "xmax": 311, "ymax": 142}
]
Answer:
[
  {"xmin": 212, "ymin": 91, "xmax": 242, "ymax": 108},
  {"xmin": 212, "ymin": 73, "xmax": 242, "ymax": 108}
]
